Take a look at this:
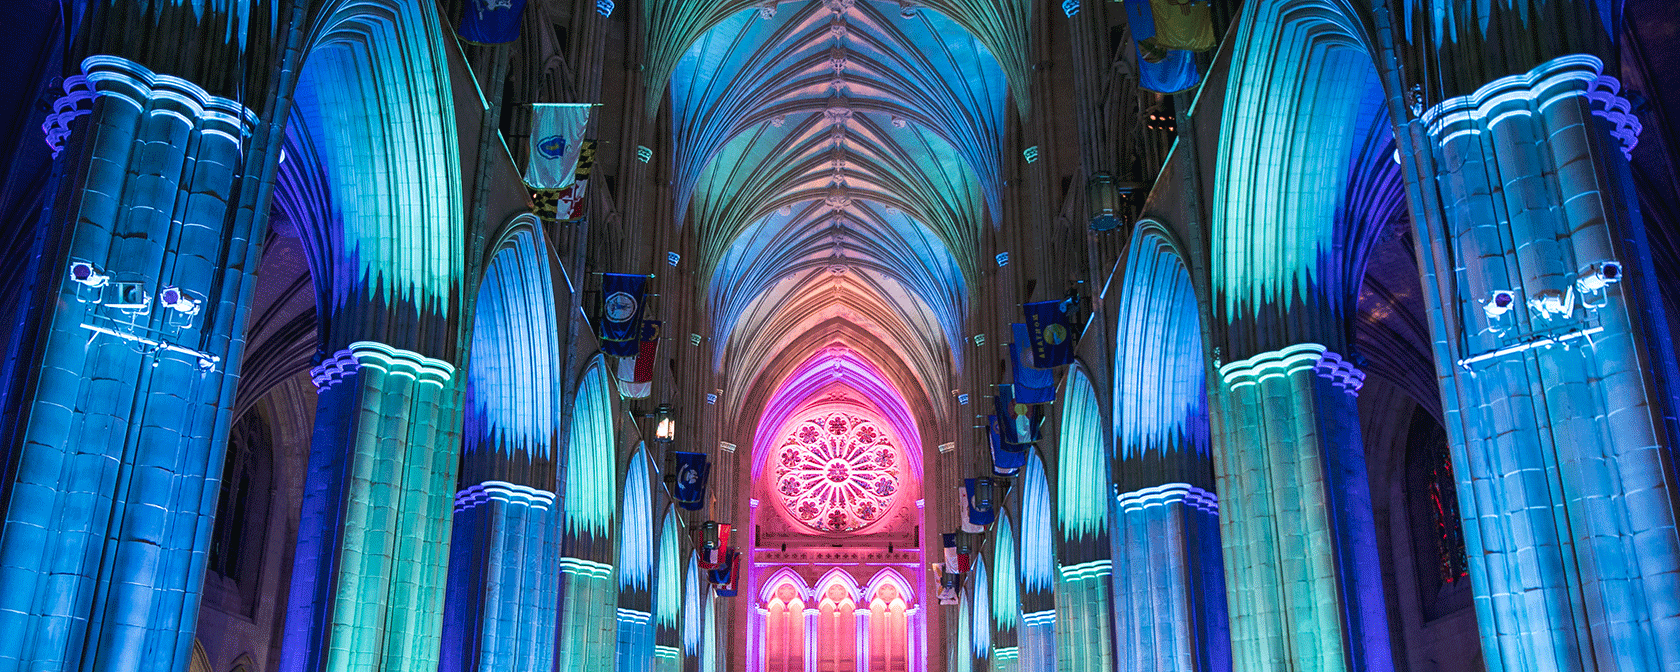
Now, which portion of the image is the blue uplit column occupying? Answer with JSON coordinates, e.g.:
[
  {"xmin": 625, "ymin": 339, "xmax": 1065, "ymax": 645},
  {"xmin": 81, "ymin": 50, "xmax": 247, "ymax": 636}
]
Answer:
[
  {"xmin": 0, "ymin": 55, "xmax": 260, "ymax": 672},
  {"xmin": 1212, "ymin": 345, "xmax": 1392, "ymax": 672},
  {"xmin": 279, "ymin": 342, "xmax": 463, "ymax": 672},
  {"xmin": 441, "ymin": 483, "xmax": 559, "ymax": 672},
  {"xmin": 1112, "ymin": 486, "xmax": 1229, "ymax": 672},
  {"xmin": 1411, "ymin": 54, "xmax": 1680, "ymax": 671},
  {"xmin": 440, "ymin": 226, "xmax": 562, "ymax": 672},
  {"xmin": 1111, "ymin": 227, "xmax": 1231, "ymax": 672}
]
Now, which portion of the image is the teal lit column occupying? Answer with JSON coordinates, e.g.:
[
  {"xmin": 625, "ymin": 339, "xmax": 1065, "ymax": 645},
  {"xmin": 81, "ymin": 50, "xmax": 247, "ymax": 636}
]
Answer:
[
  {"xmin": 653, "ymin": 508, "xmax": 684, "ymax": 672},
  {"xmin": 0, "ymin": 55, "xmax": 262, "ymax": 672},
  {"xmin": 559, "ymin": 363, "xmax": 619, "ymax": 670},
  {"xmin": 1211, "ymin": 345, "xmax": 1392, "ymax": 672},
  {"xmin": 1053, "ymin": 369, "xmax": 1114, "ymax": 672},
  {"xmin": 1410, "ymin": 54, "xmax": 1680, "ymax": 670},
  {"xmin": 280, "ymin": 342, "xmax": 463, "ymax": 672},
  {"xmin": 1017, "ymin": 451, "xmax": 1057, "ymax": 672}
]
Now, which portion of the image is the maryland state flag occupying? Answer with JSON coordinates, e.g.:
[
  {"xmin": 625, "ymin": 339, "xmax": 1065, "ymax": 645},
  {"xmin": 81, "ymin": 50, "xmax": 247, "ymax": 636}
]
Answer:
[
  {"xmin": 1009, "ymin": 323, "xmax": 1056, "ymax": 404},
  {"xmin": 1123, "ymin": 0, "xmax": 1204, "ymax": 94},
  {"xmin": 546, "ymin": 139, "xmax": 596, "ymax": 222},
  {"xmin": 458, "ymin": 0, "xmax": 528, "ymax": 44},
  {"xmin": 525, "ymin": 104, "xmax": 595, "ymax": 222},
  {"xmin": 600, "ymin": 273, "xmax": 648, "ymax": 357},
  {"xmin": 1023, "ymin": 300, "xmax": 1075, "ymax": 367},
  {"xmin": 673, "ymin": 450, "xmax": 709, "ymax": 511},
  {"xmin": 615, "ymin": 320, "xmax": 660, "ymax": 399}
]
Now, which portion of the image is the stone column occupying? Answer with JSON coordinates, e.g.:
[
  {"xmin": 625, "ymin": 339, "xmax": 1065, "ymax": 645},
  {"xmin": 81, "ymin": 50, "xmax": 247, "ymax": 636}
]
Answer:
[
  {"xmin": 1212, "ymin": 345, "xmax": 1391, "ymax": 672},
  {"xmin": 440, "ymin": 482, "xmax": 560, "ymax": 672},
  {"xmin": 278, "ymin": 342, "xmax": 463, "ymax": 672},
  {"xmin": 1112, "ymin": 485, "xmax": 1230, "ymax": 672},
  {"xmin": 0, "ymin": 55, "xmax": 260, "ymax": 672},
  {"xmin": 1414, "ymin": 54, "xmax": 1680, "ymax": 671}
]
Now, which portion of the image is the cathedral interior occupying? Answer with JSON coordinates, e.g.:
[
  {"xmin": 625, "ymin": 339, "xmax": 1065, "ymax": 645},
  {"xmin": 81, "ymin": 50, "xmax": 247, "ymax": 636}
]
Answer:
[{"xmin": 3, "ymin": 0, "xmax": 1680, "ymax": 671}]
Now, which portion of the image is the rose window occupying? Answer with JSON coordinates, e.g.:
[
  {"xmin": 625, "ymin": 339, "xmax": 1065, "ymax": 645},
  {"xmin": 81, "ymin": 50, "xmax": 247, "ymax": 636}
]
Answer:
[{"xmin": 774, "ymin": 413, "xmax": 902, "ymax": 532}]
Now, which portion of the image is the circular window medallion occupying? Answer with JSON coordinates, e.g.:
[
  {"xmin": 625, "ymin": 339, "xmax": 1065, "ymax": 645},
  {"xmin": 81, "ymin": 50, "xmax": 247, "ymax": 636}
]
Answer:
[{"xmin": 774, "ymin": 413, "xmax": 901, "ymax": 532}]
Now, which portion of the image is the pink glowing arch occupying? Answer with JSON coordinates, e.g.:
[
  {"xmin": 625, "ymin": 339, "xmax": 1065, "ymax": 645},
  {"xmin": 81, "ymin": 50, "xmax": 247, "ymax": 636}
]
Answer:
[{"xmin": 751, "ymin": 347, "xmax": 924, "ymax": 483}]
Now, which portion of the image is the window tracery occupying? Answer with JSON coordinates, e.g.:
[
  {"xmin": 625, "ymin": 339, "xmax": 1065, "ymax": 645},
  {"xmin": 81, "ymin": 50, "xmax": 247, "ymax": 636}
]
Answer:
[{"xmin": 774, "ymin": 413, "xmax": 902, "ymax": 532}]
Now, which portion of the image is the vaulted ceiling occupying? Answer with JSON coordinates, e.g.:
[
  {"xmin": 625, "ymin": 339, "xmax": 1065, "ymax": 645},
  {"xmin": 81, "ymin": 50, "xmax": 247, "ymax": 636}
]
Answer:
[{"xmin": 661, "ymin": 0, "xmax": 1020, "ymax": 436}]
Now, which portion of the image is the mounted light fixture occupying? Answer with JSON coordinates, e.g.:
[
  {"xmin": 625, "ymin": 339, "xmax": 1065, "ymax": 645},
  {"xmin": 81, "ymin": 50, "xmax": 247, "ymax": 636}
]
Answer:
[
  {"xmin": 69, "ymin": 261, "xmax": 109, "ymax": 289},
  {"xmin": 158, "ymin": 286, "xmax": 200, "ymax": 316},
  {"xmin": 1088, "ymin": 172, "xmax": 1121, "ymax": 231},
  {"xmin": 654, "ymin": 403, "xmax": 676, "ymax": 443},
  {"xmin": 1576, "ymin": 260, "xmax": 1622, "ymax": 293}
]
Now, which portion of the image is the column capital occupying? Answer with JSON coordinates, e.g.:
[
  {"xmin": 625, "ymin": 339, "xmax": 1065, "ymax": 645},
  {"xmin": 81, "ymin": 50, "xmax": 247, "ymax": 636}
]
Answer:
[
  {"xmin": 311, "ymin": 341, "xmax": 456, "ymax": 391},
  {"xmin": 1218, "ymin": 343, "xmax": 1364, "ymax": 396},
  {"xmin": 1115, "ymin": 483, "xmax": 1218, "ymax": 515},
  {"xmin": 80, "ymin": 54, "xmax": 256, "ymax": 136},
  {"xmin": 453, "ymin": 480, "xmax": 556, "ymax": 513},
  {"xmin": 1423, "ymin": 55, "xmax": 1605, "ymax": 144}
]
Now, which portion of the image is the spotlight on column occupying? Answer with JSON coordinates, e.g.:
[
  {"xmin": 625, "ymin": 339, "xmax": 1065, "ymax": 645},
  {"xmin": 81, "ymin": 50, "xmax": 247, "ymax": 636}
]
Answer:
[
  {"xmin": 701, "ymin": 520, "xmax": 720, "ymax": 550},
  {"xmin": 158, "ymin": 286, "xmax": 200, "ymax": 316},
  {"xmin": 1576, "ymin": 260, "xmax": 1622, "ymax": 293},
  {"xmin": 69, "ymin": 261, "xmax": 109, "ymax": 288},
  {"xmin": 1527, "ymin": 288, "xmax": 1575, "ymax": 320},
  {"xmin": 1482, "ymin": 289, "xmax": 1516, "ymax": 319}
]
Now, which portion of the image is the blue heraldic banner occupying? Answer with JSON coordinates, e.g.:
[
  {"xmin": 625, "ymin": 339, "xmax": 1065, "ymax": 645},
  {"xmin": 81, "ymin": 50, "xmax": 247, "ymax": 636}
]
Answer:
[
  {"xmin": 601, "ymin": 273, "xmax": 649, "ymax": 357},
  {"xmin": 1009, "ymin": 323, "xmax": 1056, "ymax": 403},
  {"xmin": 1122, "ymin": 0, "xmax": 1202, "ymax": 94},
  {"xmin": 458, "ymin": 0, "xmax": 529, "ymax": 44},
  {"xmin": 993, "ymin": 384, "xmax": 1044, "ymax": 446},
  {"xmin": 1023, "ymin": 300, "xmax": 1075, "ymax": 368},
  {"xmin": 674, "ymin": 451, "xmax": 710, "ymax": 511},
  {"xmin": 964, "ymin": 478, "xmax": 997, "ymax": 528},
  {"xmin": 988, "ymin": 416, "xmax": 1028, "ymax": 476}
]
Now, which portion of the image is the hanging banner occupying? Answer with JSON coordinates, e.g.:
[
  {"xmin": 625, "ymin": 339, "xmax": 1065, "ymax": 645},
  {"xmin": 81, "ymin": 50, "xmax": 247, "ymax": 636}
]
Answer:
[
  {"xmin": 710, "ymin": 548, "xmax": 740, "ymax": 596},
  {"xmin": 938, "ymin": 569, "xmax": 960, "ymax": 605},
  {"xmin": 1009, "ymin": 323, "xmax": 1056, "ymax": 403},
  {"xmin": 600, "ymin": 273, "xmax": 648, "ymax": 357},
  {"xmin": 697, "ymin": 523, "xmax": 732, "ymax": 570},
  {"xmin": 458, "ymin": 0, "xmax": 529, "ymax": 44},
  {"xmin": 1146, "ymin": 0, "xmax": 1214, "ymax": 52},
  {"xmin": 525, "ymin": 104, "xmax": 594, "ymax": 189},
  {"xmin": 673, "ymin": 450, "xmax": 709, "ymax": 511},
  {"xmin": 964, "ymin": 478, "xmax": 997, "ymax": 529},
  {"xmin": 1023, "ymin": 301, "xmax": 1075, "ymax": 368},
  {"xmin": 942, "ymin": 533, "xmax": 971, "ymax": 575},
  {"xmin": 615, "ymin": 320, "xmax": 661, "ymax": 399},
  {"xmin": 956, "ymin": 487, "xmax": 986, "ymax": 534},
  {"xmin": 993, "ymin": 384, "xmax": 1044, "ymax": 446},
  {"xmin": 988, "ymin": 416, "xmax": 1027, "ymax": 476},
  {"xmin": 1124, "ymin": 0, "xmax": 1202, "ymax": 94}
]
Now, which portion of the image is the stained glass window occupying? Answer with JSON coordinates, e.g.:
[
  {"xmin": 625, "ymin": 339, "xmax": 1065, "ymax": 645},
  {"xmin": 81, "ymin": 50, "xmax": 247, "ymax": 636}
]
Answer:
[
  {"xmin": 773, "ymin": 412, "xmax": 902, "ymax": 532},
  {"xmin": 1406, "ymin": 407, "xmax": 1471, "ymax": 621}
]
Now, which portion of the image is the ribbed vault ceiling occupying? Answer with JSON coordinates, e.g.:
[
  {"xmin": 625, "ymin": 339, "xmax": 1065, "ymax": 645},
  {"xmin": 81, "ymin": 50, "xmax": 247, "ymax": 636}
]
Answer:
[{"xmin": 667, "ymin": 0, "xmax": 1012, "ymax": 432}]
